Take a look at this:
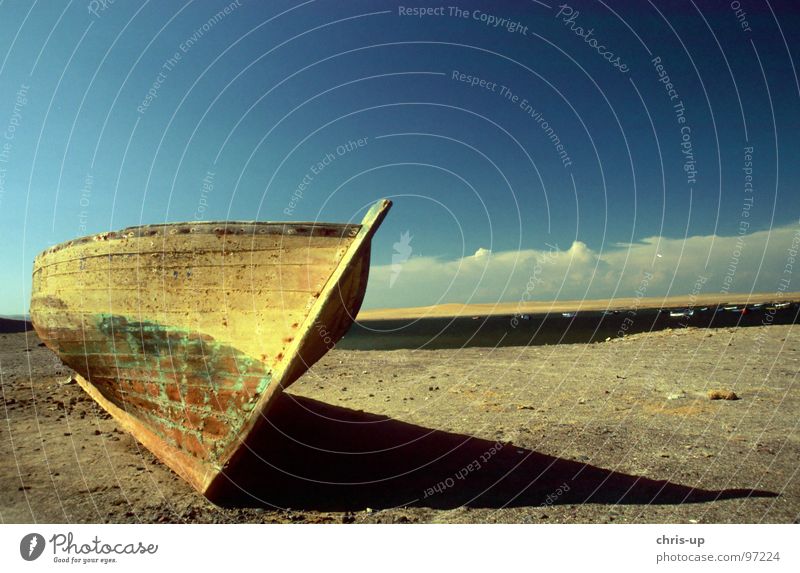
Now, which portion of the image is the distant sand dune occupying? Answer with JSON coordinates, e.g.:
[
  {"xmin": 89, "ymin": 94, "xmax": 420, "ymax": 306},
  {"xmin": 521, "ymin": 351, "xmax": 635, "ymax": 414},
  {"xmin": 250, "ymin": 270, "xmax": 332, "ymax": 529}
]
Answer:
[{"xmin": 358, "ymin": 292, "xmax": 800, "ymax": 320}]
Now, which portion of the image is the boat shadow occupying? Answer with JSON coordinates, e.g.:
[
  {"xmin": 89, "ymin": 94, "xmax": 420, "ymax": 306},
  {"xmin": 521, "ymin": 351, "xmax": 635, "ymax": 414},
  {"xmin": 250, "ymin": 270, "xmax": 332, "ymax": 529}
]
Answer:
[{"xmin": 214, "ymin": 394, "xmax": 777, "ymax": 511}]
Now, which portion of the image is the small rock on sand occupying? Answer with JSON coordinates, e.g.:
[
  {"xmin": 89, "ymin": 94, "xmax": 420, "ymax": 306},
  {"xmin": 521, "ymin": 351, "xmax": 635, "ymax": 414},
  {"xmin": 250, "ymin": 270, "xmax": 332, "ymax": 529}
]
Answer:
[{"xmin": 708, "ymin": 389, "xmax": 739, "ymax": 400}]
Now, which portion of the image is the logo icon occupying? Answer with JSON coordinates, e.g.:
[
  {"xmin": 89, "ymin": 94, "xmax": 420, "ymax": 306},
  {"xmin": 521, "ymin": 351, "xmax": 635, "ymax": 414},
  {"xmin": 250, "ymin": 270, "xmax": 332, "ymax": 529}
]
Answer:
[
  {"xmin": 390, "ymin": 231, "xmax": 413, "ymax": 287},
  {"xmin": 20, "ymin": 533, "xmax": 45, "ymax": 561}
]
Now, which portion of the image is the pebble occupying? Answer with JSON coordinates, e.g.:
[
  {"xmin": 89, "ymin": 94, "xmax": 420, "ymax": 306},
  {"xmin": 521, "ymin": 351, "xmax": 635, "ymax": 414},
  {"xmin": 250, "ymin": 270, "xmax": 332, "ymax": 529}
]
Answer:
[{"xmin": 708, "ymin": 390, "xmax": 739, "ymax": 400}]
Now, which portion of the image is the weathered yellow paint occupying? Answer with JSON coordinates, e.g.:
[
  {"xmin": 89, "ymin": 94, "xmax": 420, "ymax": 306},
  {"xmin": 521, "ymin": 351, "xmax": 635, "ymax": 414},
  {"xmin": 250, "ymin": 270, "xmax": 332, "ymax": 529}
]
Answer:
[{"xmin": 30, "ymin": 200, "xmax": 392, "ymax": 500}]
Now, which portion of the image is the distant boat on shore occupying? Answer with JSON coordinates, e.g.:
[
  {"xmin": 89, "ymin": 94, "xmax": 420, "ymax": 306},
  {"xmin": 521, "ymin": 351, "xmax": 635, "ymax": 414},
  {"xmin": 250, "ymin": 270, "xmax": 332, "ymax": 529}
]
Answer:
[{"xmin": 669, "ymin": 309, "xmax": 694, "ymax": 318}]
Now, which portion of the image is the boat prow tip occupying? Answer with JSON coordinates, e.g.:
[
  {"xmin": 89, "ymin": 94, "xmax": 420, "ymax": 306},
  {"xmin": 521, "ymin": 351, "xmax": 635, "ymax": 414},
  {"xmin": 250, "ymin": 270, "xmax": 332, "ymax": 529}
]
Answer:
[{"xmin": 359, "ymin": 199, "xmax": 393, "ymax": 234}]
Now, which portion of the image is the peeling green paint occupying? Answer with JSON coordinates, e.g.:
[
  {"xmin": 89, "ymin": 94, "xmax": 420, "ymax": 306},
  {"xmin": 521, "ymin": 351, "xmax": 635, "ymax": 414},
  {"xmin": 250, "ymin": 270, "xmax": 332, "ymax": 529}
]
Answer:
[{"xmin": 55, "ymin": 314, "xmax": 275, "ymax": 463}]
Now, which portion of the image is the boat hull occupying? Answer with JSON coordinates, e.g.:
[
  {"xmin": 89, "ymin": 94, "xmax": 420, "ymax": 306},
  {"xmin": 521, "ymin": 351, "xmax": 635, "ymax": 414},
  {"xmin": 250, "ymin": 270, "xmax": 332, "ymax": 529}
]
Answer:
[{"xmin": 31, "ymin": 200, "xmax": 391, "ymax": 499}]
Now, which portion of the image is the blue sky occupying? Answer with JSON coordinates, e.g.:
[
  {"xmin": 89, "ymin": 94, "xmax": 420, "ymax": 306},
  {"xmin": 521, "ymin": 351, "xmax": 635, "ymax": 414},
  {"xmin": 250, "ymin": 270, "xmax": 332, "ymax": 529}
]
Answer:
[{"xmin": 1, "ymin": 0, "xmax": 798, "ymax": 314}]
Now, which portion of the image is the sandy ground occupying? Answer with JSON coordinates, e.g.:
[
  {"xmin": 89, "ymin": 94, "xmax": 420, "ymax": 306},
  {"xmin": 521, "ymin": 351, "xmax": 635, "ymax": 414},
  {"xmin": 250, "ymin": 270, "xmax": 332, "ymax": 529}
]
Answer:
[
  {"xmin": 357, "ymin": 292, "xmax": 800, "ymax": 320},
  {"xmin": 1, "ymin": 323, "xmax": 798, "ymax": 524}
]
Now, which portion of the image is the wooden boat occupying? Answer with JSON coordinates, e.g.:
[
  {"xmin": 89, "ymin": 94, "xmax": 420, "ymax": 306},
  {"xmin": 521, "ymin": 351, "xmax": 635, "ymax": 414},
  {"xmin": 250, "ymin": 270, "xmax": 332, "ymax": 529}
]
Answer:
[{"xmin": 30, "ymin": 199, "xmax": 392, "ymax": 501}]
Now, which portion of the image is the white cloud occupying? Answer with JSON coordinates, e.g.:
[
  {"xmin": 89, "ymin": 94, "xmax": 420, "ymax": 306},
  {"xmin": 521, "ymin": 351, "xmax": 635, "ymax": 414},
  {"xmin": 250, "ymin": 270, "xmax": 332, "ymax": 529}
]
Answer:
[{"xmin": 363, "ymin": 222, "xmax": 800, "ymax": 309}]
